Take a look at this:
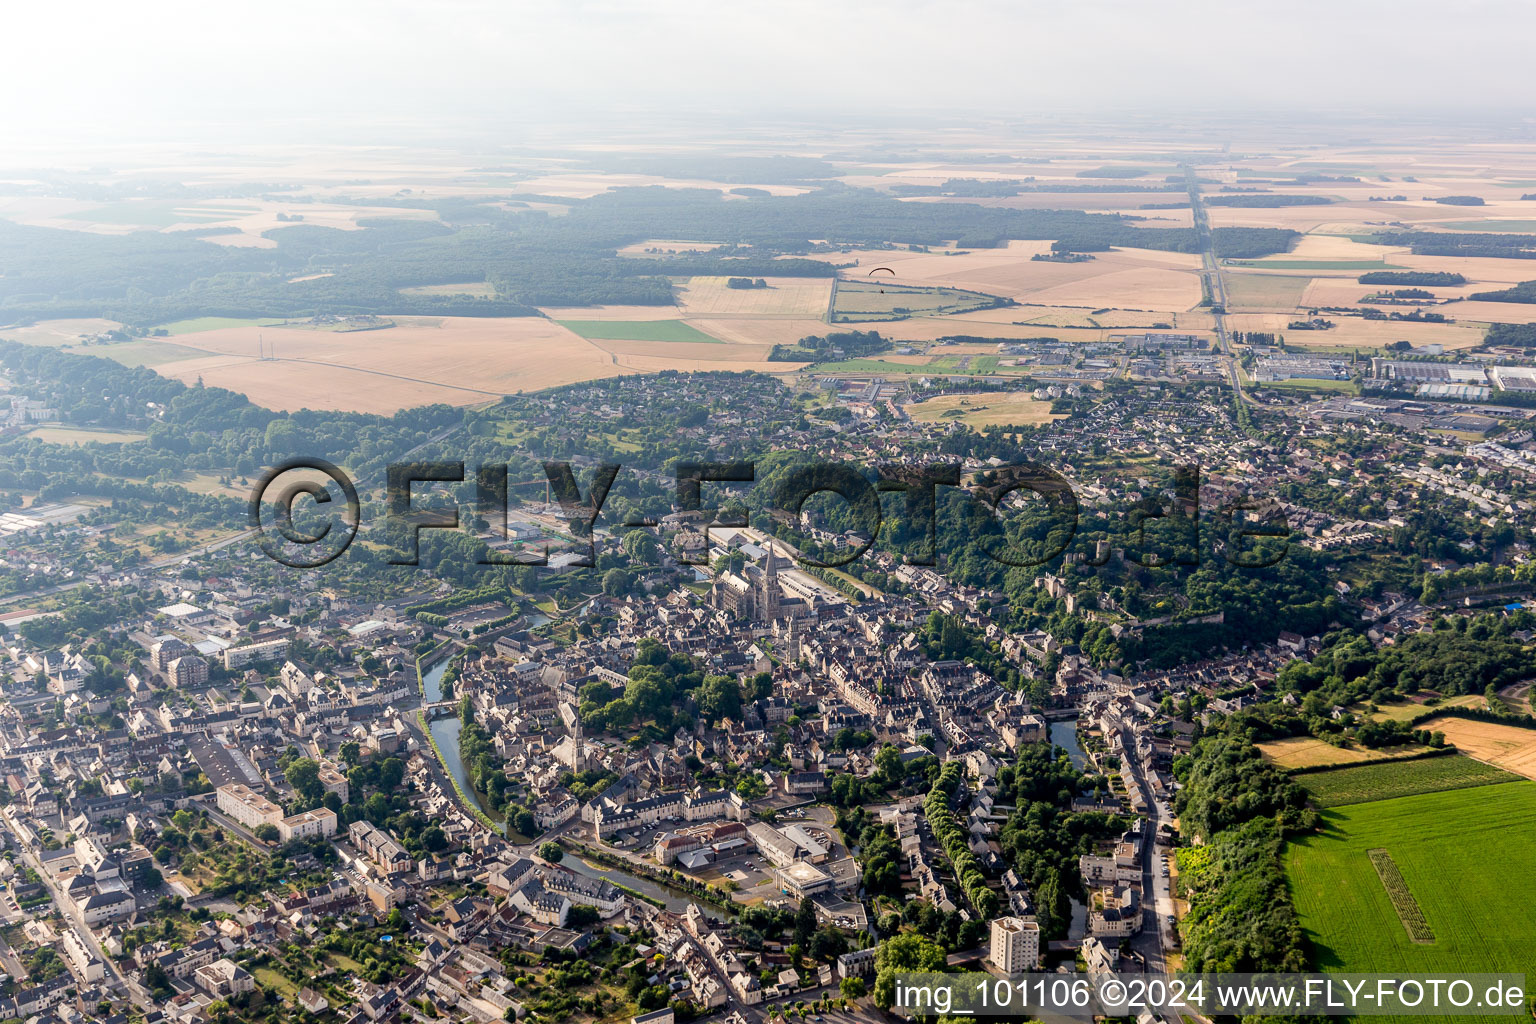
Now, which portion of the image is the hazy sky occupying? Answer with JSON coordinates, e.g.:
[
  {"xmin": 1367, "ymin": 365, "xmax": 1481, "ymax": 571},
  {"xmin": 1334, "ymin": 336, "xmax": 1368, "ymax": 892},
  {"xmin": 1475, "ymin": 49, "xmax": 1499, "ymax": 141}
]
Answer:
[{"xmin": 7, "ymin": 0, "xmax": 1534, "ymax": 148}]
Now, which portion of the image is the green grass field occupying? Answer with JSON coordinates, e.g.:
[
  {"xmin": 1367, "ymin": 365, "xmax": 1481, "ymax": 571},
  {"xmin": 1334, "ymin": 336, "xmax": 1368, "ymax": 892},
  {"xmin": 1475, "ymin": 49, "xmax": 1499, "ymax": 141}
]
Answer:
[
  {"xmin": 1438, "ymin": 219, "xmax": 1536, "ymax": 233},
  {"xmin": 1297, "ymin": 754, "xmax": 1521, "ymax": 807},
  {"xmin": 830, "ymin": 280, "xmax": 1008, "ymax": 322},
  {"xmin": 1259, "ymin": 377, "xmax": 1360, "ymax": 393},
  {"xmin": 23, "ymin": 426, "xmax": 148, "ymax": 445},
  {"xmin": 1286, "ymin": 783, "xmax": 1536, "ymax": 1000},
  {"xmin": 1225, "ymin": 259, "xmax": 1405, "ymax": 270},
  {"xmin": 556, "ymin": 319, "xmax": 722, "ymax": 343},
  {"xmin": 157, "ymin": 317, "xmax": 288, "ymax": 335},
  {"xmin": 69, "ymin": 340, "xmax": 210, "ymax": 368}
]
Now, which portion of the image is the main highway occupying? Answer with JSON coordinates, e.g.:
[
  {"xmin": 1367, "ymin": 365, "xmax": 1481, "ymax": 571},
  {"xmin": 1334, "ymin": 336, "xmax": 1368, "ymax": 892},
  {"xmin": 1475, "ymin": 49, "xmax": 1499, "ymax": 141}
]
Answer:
[{"xmin": 1184, "ymin": 166, "xmax": 1252, "ymax": 409}]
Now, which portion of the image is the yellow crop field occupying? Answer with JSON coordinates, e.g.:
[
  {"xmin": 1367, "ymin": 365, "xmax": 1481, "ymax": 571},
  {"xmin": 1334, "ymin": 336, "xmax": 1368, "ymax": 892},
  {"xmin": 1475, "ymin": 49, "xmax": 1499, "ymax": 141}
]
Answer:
[
  {"xmin": 674, "ymin": 276, "xmax": 834, "ymax": 317},
  {"xmin": 151, "ymin": 317, "xmax": 629, "ymax": 413},
  {"xmin": 1415, "ymin": 716, "xmax": 1536, "ymax": 780},
  {"xmin": 1256, "ymin": 737, "xmax": 1424, "ymax": 769},
  {"xmin": 906, "ymin": 391, "xmax": 1062, "ymax": 428}
]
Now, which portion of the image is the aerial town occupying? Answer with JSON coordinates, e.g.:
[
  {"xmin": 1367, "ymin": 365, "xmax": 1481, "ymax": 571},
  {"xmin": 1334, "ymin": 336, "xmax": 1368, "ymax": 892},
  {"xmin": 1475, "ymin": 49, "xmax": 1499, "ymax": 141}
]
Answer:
[
  {"xmin": 4, "ymin": 9, "xmax": 1536, "ymax": 1016},
  {"xmin": 0, "ymin": 307, "xmax": 1532, "ymax": 1024}
]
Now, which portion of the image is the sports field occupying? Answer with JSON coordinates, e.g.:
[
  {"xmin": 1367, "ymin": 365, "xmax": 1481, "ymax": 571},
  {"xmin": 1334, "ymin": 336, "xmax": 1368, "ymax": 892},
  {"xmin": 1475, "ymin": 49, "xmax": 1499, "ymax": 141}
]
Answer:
[
  {"xmin": 1296, "ymin": 753, "xmax": 1521, "ymax": 808},
  {"xmin": 1286, "ymin": 782, "xmax": 1536, "ymax": 993}
]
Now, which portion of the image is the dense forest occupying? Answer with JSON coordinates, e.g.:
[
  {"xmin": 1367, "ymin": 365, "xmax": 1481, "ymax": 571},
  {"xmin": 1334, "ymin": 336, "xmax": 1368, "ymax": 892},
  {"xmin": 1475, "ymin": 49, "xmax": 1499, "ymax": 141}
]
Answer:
[
  {"xmin": 1371, "ymin": 230, "xmax": 1536, "ymax": 259},
  {"xmin": 0, "ymin": 184, "xmax": 1297, "ymax": 325},
  {"xmin": 1485, "ymin": 323, "xmax": 1536, "ymax": 347},
  {"xmin": 1357, "ymin": 271, "xmax": 1465, "ymax": 285},
  {"xmin": 1172, "ymin": 729, "xmax": 1312, "ymax": 973},
  {"xmin": 1470, "ymin": 279, "xmax": 1536, "ymax": 303},
  {"xmin": 1204, "ymin": 194, "xmax": 1332, "ymax": 208}
]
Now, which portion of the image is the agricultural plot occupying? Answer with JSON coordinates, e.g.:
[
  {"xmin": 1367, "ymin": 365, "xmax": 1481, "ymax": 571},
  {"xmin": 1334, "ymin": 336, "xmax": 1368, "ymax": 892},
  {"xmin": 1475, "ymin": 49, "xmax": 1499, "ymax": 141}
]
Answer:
[
  {"xmin": 1437, "ymin": 219, "xmax": 1536, "ymax": 232},
  {"xmin": 1296, "ymin": 753, "xmax": 1520, "ymax": 807},
  {"xmin": 556, "ymin": 320, "xmax": 723, "ymax": 343},
  {"xmin": 1225, "ymin": 258, "xmax": 1404, "ymax": 271},
  {"xmin": 1286, "ymin": 783, "xmax": 1536, "ymax": 990},
  {"xmin": 149, "ymin": 316, "xmax": 628, "ymax": 414},
  {"xmin": 22, "ymin": 426, "xmax": 147, "ymax": 445},
  {"xmin": 67, "ymin": 340, "xmax": 210, "ymax": 368},
  {"xmin": 1367, "ymin": 849, "xmax": 1434, "ymax": 943},
  {"xmin": 1365, "ymin": 694, "xmax": 1485, "ymax": 723},
  {"xmin": 906, "ymin": 392, "xmax": 1063, "ymax": 428},
  {"xmin": 1221, "ymin": 272, "xmax": 1312, "ymax": 311},
  {"xmin": 60, "ymin": 200, "xmax": 245, "ymax": 226},
  {"xmin": 398, "ymin": 281, "xmax": 497, "ymax": 298},
  {"xmin": 674, "ymin": 276, "xmax": 834, "ymax": 317},
  {"xmin": 158, "ymin": 317, "xmax": 289, "ymax": 335},
  {"xmin": 1414, "ymin": 716, "xmax": 1536, "ymax": 779},
  {"xmin": 830, "ymin": 280, "xmax": 1010, "ymax": 322},
  {"xmin": 1255, "ymin": 736, "xmax": 1419, "ymax": 769},
  {"xmin": 0, "ymin": 317, "xmax": 124, "ymax": 346}
]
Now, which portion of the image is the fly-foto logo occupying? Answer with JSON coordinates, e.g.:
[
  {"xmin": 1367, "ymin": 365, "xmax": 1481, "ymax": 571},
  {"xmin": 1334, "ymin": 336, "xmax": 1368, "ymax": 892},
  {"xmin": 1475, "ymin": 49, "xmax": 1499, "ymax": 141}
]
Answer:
[{"xmin": 248, "ymin": 458, "xmax": 1289, "ymax": 570}]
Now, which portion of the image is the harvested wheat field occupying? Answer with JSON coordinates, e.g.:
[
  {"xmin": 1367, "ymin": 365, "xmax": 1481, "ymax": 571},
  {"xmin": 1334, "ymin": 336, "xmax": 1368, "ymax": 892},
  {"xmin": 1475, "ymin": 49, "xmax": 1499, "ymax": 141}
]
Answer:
[
  {"xmin": 1225, "ymin": 272, "xmax": 1314, "ymax": 311},
  {"xmin": 0, "ymin": 317, "xmax": 124, "ymax": 346},
  {"xmin": 906, "ymin": 392, "xmax": 1062, "ymax": 428},
  {"xmin": 1256, "ymin": 737, "xmax": 1421, "ymax": 770},
  {"xmin": 798, "ymin": 242, "xmax": 1202, "ymax": 312},
  {"xmin": 674, "ymin": 276, "xmax": 834, "ymax": 317},
  {"xmin": 152, "ymin": 317, "xmax": 629, "ymax": 413},
  {"xmin": 1026, "ymin": 266, "xmax": 1203, "ymax": 311},
  {"xmin": 1224, "ymin": 313, "xmax": 1486, "ymax": 351},
  {"xmin": 1415, "ymin": 716, "xmax": 1536, "ymax": 780}
]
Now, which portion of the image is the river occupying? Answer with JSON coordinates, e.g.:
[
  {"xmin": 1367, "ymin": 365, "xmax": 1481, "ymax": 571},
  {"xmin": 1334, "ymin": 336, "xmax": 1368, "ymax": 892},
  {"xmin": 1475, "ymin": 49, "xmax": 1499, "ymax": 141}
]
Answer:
[
  {"xmin": 422, "ymin": 657, "xmax": 507, "ymax": 831},
  {"xmin": 560, "ymin": 852, "xmax": 726, "ymax": 920},
  {"xmin": 1050, "ymin": 718, "xmax": 1089, "ymax": 771}
]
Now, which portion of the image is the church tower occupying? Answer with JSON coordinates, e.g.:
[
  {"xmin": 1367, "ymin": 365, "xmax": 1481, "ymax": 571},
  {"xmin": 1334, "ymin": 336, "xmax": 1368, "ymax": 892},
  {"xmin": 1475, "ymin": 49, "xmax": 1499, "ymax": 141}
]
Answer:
[{"xmin": 757, "ymin": 542, "xmax": 783, "ymax": 624}]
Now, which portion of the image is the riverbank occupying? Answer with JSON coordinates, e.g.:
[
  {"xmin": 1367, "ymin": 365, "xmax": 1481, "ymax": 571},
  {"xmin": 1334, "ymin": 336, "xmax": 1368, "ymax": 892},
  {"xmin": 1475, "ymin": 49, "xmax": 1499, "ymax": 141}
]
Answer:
[
  {"xmin": 415, "ymin": 649, "xmax": 503, "ymax": 833},
  {"xmin": 560, "ymin": 840, "xmax": 737, "ymax": 916}
]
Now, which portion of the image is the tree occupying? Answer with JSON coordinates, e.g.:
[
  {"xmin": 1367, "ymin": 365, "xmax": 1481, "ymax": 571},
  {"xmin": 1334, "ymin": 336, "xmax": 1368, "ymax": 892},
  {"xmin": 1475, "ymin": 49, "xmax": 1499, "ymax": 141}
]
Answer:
[
  {"xmin": 873, "ymin": 933, "xmax": 946, "ymax": 1010},
  {"xmin": 538, "ymin": 841, "xmax": 564, "ymax": 863},
  {"xmin": 840, "ymin": 976, "xmax": 866, "ymax": 1001},
  {"xmin": 794, "ymin": 896, "xmax": 816, "ymax": 951},
  {"xmin": 285, "ymin": 758, "xmax": 323, "ymax": 808},
  {"xmin": 340, "ymin": 741, "xmax": 362, "ymax": 767},
  {"xmin": 698, "ymin": 674, "xmax": 743, "ymax": 725},
  {"xmin": 602, "ymin": 568, "xmax": 630, "ymax": 596},
  {"xmin": 253, "ymin": 823, "xmax": 279, "ymax": 843}
]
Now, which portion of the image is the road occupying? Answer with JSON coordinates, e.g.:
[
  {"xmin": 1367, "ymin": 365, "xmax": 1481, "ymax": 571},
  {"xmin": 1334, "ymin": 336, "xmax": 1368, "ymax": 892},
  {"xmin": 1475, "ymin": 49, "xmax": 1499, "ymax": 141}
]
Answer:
[
  {"xmin": 1, "ymin": 808, "xmax": 154, "ymax": 1010},
  {"xmin": 1184, "ymin": 166, "xmax": 1251, "ymax": 412},
  {"xmin": 1119, "ymin": 731, "xmax": 1186, "ymax": 1024},
  {"xmin": 145, "ymin": 527, "xmax": 258, "ymax": 568}
]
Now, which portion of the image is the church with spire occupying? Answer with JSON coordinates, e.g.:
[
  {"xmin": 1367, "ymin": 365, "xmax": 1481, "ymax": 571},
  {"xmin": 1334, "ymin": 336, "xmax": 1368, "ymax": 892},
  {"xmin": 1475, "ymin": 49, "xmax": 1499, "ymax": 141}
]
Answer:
[{"xmin": 707, "ymin": 539, "xmax": 813, "ymax": 625}]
